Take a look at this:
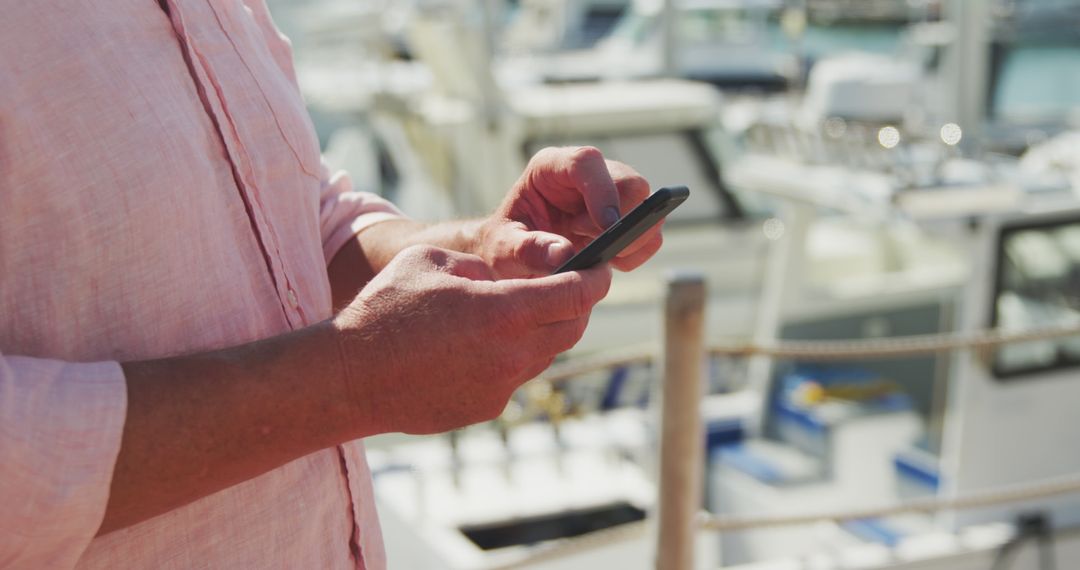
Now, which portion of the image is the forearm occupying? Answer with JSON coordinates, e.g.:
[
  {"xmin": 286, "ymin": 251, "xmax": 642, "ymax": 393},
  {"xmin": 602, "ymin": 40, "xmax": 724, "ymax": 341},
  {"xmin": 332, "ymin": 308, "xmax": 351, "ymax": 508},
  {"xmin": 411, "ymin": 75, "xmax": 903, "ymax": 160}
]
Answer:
[
  {"xmin": 328, "ymin": 218, "xmax": 482, "ymax": 310},
  {"xmin": 100, "ymin": 322, "xmax": 362, "ymax": 535}
]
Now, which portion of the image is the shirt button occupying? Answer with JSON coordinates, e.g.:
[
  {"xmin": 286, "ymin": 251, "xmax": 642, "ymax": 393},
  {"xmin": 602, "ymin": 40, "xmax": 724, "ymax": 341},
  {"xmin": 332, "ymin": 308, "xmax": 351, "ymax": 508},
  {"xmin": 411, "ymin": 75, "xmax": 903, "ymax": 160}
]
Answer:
[{"xmin": 286, "ymin": 289, "xmax": 299, "ymax": 308}]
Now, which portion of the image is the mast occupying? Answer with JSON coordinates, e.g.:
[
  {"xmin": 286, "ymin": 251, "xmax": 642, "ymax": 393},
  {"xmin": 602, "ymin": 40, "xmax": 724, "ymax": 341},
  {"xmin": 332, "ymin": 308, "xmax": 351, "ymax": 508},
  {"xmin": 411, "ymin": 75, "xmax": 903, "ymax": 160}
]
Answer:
[
  {"xmin": 943, "ymin": 0, "xmax": 991, "ymax": 154},
  {"xmin": 660, "ymin": 0, "xmax": 678, "ymax": 77}
]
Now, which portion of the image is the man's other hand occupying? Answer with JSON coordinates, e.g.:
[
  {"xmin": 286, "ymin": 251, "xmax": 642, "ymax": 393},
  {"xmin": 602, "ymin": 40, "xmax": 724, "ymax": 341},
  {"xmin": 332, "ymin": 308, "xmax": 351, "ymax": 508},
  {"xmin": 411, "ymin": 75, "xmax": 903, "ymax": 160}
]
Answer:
[
  {"xmin": 474, "ymin": 147, "xmax": 664, "ymax": 278},
  {"xmin": 332, "ymin": 244, "xmax": 612, "ymax": 435}
]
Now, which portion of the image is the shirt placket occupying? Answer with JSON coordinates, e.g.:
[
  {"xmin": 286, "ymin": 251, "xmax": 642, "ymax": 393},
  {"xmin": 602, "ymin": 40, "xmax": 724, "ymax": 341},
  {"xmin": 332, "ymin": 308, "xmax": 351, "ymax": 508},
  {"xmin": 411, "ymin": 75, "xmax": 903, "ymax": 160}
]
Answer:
[
  {"xmin": 162, "ymin": 0, "xmax": 306, "ymax": 329},
  {"xmin": 159, "ymin": 2, "xmax": 365, "ymax": 567}
]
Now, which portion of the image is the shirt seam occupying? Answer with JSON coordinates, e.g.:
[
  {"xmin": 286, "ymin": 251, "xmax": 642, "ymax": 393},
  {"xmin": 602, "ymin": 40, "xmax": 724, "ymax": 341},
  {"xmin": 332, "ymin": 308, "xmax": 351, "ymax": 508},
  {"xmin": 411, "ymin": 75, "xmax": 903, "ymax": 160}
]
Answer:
[{"xmin": 205, "ymin": 0, "xmax": 321, "ymax": 180}]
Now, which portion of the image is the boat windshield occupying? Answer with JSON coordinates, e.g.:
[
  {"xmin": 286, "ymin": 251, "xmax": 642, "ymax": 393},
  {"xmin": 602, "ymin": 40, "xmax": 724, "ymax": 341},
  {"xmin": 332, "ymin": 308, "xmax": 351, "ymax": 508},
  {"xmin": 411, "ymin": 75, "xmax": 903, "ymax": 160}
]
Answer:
[
  {"xmin": 993, "ymin": 217, "xmax": 1080, "ymax": 377},
  {"xmin": 607, "ymin": 9, "xmax": 656, "ymax": 44},
  {"xmin": 606, "ymin": 3, "xmax": 768, "ymax": 46},
  {"xmin": 680, "ymin": 8, "xmax": 762, "ymax": 43},
  {"xmin": 991, "ymin": 43, "xmax": 1080, "ymax": 124}
]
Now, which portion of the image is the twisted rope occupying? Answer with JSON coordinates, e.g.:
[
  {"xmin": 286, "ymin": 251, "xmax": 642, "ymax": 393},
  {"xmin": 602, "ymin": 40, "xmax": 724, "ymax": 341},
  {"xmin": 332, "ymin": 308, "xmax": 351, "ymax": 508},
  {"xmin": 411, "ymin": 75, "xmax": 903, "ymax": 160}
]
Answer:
[
  {"xmin": 699, "ymin": 471, "xmax": 1080, "ymax": 531},
  {"xmin": 537, "ymin": 323, "xmax": 1080, "ymax": 385},
  {"xmin": 495, "ymin": 473, "xmax": 1080, "ymax": 568},
  {"xmin": 706, "ymin": 323, "xmax": 1080, "ymax": 361},
  {"xmin": 491, "ymin": 323, "xmax": 1080, "ymax": 567}
]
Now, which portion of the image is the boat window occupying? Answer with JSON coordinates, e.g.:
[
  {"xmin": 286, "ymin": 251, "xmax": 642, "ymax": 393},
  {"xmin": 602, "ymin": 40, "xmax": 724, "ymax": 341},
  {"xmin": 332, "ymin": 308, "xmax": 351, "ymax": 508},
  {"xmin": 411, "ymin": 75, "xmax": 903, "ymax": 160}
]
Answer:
[
  {"xmin": 459, "ymin": 501, "xmax": 646, "ymax": 550},
  {"xmin": 992, "ymin": 217, "xmax": 1080, "ymax": 378},
  {"xmin": 679, "ymin": 9, "xmax": 756, "ymax": 43},
  {"xmin": 580, "ymin": 5, "xmax": 627, "ymax": 47},
  {"xmin": 607, "ymin": 10, "xmax": 657, "ymax": 44}
]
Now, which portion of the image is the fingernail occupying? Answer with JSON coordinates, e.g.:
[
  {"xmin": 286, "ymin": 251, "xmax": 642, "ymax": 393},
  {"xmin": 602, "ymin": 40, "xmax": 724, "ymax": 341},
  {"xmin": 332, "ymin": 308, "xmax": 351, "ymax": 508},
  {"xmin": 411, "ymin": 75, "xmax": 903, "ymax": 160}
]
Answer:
[
  {"xmin": 545, "ymin": 242, "xmax": 567, "ymax": 267},
  {"xmin": 603, "ymin": 206, "xmax": 620, "ymax": 227}
]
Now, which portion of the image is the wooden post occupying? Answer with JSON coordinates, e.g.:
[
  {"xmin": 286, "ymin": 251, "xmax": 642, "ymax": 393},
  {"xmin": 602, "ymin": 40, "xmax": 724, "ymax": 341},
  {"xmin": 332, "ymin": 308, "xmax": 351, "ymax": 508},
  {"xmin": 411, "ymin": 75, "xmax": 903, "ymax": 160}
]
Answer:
[{"xmin": 656, "ymin": 273, "xmax": 706, "ymax": 570}]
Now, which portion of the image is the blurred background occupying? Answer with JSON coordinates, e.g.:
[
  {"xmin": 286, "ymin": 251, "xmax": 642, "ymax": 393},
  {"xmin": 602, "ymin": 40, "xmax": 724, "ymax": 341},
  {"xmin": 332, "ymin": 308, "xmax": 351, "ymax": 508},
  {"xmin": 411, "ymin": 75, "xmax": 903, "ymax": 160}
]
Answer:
[{"xmin": 265, "ymin": 0, "xmax": 1080, "ymax": 567}]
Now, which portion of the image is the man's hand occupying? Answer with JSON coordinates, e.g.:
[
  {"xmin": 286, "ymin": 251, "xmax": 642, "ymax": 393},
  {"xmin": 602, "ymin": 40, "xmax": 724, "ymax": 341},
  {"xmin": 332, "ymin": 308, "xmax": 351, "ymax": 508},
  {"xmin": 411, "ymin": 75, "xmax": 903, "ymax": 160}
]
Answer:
[
  {"xmin": 474, "ymin": 146, "xmax": 664, "ymax": 278},
  {"xmin": 334, "ymin": 244, "xmax": 612, "ymax": 434},
  {"xmin": 106, "ymin": 244, "xmax": 610, "ymax": 533},
  {"xmin": 327, "ymin": 147, "xmax": 663, "ymax": 305}
]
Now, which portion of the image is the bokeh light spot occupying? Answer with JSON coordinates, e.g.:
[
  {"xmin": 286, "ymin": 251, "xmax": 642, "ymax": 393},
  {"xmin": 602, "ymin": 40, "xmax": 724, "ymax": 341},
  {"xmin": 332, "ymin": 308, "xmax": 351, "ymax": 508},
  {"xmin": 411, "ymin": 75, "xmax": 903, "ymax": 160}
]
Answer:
[
  {"xmin": 763, "ymin": 218, "xmax": 786, "ymax": 241},
  {"xmin": 940, "ymin": 122, "xmax": 963, "ymax": 146},
  {"xmin": 877, "ymin": 125, "xmax": 901, "ymax": 149}
]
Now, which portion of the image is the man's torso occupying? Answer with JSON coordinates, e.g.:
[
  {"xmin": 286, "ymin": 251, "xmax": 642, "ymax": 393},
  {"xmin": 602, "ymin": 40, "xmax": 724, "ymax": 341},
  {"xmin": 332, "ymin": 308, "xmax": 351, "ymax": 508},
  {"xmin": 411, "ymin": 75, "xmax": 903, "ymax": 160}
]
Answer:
[{"xmin": 0, "ymin": 1, "xmax": 382, "ymax": 567}]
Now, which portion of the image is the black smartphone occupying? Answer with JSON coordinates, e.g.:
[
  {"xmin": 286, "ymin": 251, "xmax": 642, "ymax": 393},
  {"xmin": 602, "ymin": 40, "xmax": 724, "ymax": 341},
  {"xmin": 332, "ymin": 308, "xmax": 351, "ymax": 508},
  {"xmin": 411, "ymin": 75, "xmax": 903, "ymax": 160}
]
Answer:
[{"xmin": 553, "ymin": 186, "xmax": 690, "ymax": 274}]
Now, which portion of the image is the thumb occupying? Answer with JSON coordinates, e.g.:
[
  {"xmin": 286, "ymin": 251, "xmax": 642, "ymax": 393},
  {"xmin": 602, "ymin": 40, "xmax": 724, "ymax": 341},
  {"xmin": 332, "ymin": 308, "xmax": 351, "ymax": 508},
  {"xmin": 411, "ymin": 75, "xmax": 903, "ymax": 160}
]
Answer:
[{"xmin": 502, "ymin": 228, "xmax": 575, "ymax": 277}]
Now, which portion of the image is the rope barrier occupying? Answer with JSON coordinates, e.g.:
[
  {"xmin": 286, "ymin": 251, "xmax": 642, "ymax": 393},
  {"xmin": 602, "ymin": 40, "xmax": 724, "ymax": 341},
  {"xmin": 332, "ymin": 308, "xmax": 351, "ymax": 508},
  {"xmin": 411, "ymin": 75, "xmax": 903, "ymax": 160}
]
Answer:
[
  {"xmin": 537, "ymin": 323, "xmax": 1080, "ymax": 384},
  {"xmin": 496, "ymin": 323, "xmax": 1080, "ymax": 567},
  {"xmin": 496, "ymin": 473, "xmax": 1080, "ymax": 568},
  {"xmin": 705, "ymin": 322, "xmax": 1080, "ymax": 361},
  {"xmin": 699, "ymin": 471, "xmax": 1080, "ymax": 531}
]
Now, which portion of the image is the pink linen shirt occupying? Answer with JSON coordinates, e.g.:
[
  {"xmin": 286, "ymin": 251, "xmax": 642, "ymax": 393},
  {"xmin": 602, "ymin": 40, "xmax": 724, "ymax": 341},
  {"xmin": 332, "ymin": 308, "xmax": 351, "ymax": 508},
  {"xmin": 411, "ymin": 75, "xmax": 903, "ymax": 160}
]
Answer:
[{"xmin": 0, "ymin": 1, "xmax": 404, "ymax": 568}]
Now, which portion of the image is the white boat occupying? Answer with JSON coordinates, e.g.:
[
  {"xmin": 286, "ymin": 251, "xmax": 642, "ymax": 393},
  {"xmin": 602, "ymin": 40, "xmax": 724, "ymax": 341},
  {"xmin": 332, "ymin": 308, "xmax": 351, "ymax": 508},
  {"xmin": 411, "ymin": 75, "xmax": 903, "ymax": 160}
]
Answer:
[
  {"xmin": 502, "ymin": 0, "xmax": 632, "ymax": 53},
  {"xmin": 505, "ymin": 0, "xmax": 793, "ymax": 90}
]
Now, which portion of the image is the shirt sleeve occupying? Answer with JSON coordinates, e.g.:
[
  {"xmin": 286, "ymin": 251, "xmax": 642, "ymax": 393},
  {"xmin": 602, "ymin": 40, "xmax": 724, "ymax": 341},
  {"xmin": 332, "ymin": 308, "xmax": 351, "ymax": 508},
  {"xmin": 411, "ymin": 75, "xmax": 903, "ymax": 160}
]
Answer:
[
  {"xmin": 317, "ymin": 161, "xmax": 407, "ymax": 266},
  {"xmin": 0, "ymin": 353, "xmax": 127, "ymax": 569}
]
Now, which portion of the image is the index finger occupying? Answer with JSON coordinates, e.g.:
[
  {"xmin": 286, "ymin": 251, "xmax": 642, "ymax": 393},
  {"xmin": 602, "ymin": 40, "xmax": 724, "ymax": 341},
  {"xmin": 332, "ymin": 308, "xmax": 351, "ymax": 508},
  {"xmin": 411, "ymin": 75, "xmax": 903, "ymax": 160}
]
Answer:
[
  {"xmin": 534, "ymin": 146, "xmax": 621, "ymax": 230},
  {"xmin": 497, "ymin": 263, "xmax": 613, "ymax": 325}
]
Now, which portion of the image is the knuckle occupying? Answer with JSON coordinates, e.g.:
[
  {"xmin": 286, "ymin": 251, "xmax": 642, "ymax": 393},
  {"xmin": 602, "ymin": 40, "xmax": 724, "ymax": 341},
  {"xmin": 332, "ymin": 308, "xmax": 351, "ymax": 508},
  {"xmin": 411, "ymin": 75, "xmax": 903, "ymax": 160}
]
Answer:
[
  {"xmin": 569, "ymin": 146, "xmax": 603, "ymax": 169},
  {"xmin": 441, "ymin": 250, "xmax": 472, "ymax": 274},
  {"xmin": 400, "ymin": 244, "xmax": 442, "ymax": 265},
  {"xmin": 623, "ymin": 175, "xmax": 650, "ymax": 198},
  {"xmin": 604, "ymin": 158, "xmax": 627, "ymax": 173},
  {"xmin": 596, "ymin": 270, "xmax": 612, "ymax": 300},
  {"xmin": 510, "ymin": 233, "xmax": 534, "ymax": 262},
  {"xmin": 400, "ymin": 243, "xmax": 433, "ymax": 257},
  {"xmin": 571, "ymin": 279, "xmax": 592, "ymax": 317},
  {"xmin": 606, "ymin": 160, "xmax": 636, "ymax": 182},
  {"xmin": 650, "ymin": 232, "xmax": 664, "ymax": 252},
  {"xmin": 530, "ymin": 146, "xmax": 560, "ymax": 167}
]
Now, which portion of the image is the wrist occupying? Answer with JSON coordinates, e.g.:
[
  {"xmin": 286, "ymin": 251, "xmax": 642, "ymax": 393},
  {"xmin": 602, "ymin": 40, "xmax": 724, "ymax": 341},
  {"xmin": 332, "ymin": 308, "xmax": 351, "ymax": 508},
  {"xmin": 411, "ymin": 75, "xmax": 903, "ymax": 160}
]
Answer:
[
  {"xmin": 293, "ymin": 320, "xmax": 383, "ymax": 442},
  {"xmin": 324, "ymin": 310, "xmax": 403, "ymax": 438}
]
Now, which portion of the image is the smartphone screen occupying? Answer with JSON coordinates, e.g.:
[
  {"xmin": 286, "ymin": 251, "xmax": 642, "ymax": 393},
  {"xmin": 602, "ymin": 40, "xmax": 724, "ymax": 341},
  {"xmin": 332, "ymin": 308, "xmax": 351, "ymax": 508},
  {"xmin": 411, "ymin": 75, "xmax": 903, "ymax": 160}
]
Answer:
[{"xmin": 553, "ymin": 186, "xmax": 689, "ymax": 274}]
